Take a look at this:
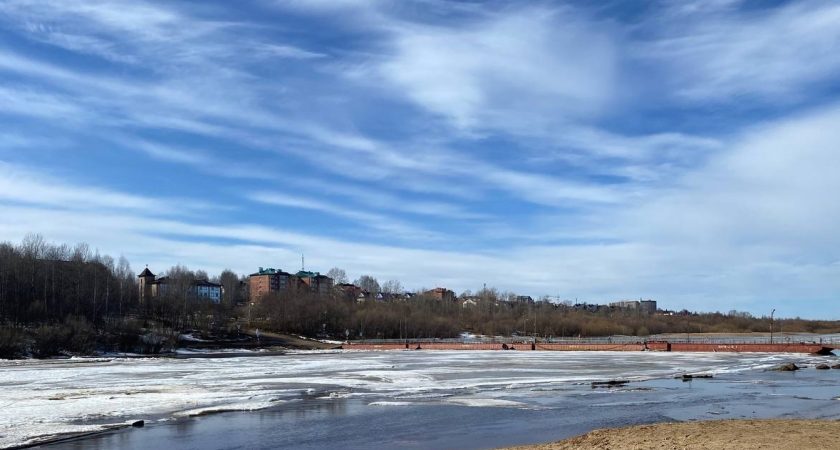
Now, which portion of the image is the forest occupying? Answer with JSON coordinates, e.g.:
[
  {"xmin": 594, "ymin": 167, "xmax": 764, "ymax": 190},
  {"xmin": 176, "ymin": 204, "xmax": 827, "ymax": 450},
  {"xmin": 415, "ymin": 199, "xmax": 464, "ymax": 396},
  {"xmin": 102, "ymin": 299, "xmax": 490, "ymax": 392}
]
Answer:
[{"xmin": 2, "ymin": 234, "xmax": 839, "ymax": 358}]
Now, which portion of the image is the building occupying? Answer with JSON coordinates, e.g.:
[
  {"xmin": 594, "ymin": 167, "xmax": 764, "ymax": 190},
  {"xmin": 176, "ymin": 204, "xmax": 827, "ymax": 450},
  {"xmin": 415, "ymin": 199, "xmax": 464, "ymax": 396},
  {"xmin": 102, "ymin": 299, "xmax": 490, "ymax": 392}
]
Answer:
[
  {"xmin": 138, "ymin": 267, "xmax": 222, "ymax": 303},
  {"xmin": 460, "ymin": 298, "xmax": 478, "ymax": 308},
  {"xmin": 376, "ymin": 292, "xmax": 401, "ymax": 302},
  {"xmin": 609, "ymin": 300, "xmax": 641, "ymax": 310},
  {"xmin": 427, "ymin": 287, "xmax": 456, "ymax": 302},
  {"xmin": 296, "ymin": 271, "xmax": 334, "ymax": 295},
  {"xmin": 191, "ymin": 279, "xmax": 224, "ymax": 303},
  {"xmin": 640, "ymin": 300, "xmax": 657, "ymax": 314},
  {"xmin": 608, "ymin": 299, "xmax": 658, "ymax": 315},
  {"xmin": 514, "ymin": 295, "xmax": 535, "ymax": 304},
  {"xmin": 138, "ymin": 267, "xmax": 155, "ymax": 304},
  {"xmin": 249, "ymin": 267, "xmax": 296, "ymax": 303},
  {"xmin": 337, "ymin": 283, "xmax": 366, "ymax": 301}
]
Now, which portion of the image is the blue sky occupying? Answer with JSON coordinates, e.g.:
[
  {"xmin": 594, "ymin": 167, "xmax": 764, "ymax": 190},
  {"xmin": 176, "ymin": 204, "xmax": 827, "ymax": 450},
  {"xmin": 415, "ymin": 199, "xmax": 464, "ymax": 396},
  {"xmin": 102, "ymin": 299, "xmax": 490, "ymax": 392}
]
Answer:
[{"xmin": 1, "ymin": 0, "xmax": 840, "ymax": 318}]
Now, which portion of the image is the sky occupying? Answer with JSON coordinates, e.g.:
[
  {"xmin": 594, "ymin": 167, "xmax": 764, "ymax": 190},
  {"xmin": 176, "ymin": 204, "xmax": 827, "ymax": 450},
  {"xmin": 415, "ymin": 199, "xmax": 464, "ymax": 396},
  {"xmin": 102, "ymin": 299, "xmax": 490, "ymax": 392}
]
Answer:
[{"xmin": 1, "ymin": 0, "xmax": 839, "ymax": 318}]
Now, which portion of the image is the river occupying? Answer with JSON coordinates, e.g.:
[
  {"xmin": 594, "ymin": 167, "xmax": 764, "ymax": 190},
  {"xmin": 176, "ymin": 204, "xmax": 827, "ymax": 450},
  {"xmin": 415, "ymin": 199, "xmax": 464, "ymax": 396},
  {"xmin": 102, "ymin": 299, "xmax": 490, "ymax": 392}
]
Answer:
[{"xmin": 2, "ymin": 350, "xmax": 839, "ymax": 449}]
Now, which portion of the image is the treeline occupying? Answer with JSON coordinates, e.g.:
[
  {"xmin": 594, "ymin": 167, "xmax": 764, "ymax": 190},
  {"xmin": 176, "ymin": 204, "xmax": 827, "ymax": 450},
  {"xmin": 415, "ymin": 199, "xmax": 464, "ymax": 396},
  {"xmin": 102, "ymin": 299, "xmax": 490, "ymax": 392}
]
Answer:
[
  {"xmin": 3, "ymin": 234, "xmax": 840, "ymax": 358},
  {"xmin": 0, "ymin": 235, "xmax": 247, "ymax": 358},
  {"xmin": 252, "ymin": 288, "xmax": 840, "ymax": 340},
  {"xmin": 0, "ymin": 235, "xmax": 136, "ymax": 325}
]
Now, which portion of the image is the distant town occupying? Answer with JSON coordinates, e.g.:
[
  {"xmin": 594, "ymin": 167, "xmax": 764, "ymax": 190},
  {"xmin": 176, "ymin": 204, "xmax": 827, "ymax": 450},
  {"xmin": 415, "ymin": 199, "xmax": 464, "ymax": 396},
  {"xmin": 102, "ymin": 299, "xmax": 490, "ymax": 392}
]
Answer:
[
  {"xmin": 138, "ymin": 264, "xmax": 666, "ymax": 315},
  {"xmin": 3, "ymin": 235, "xmax": 840, "ymax": 361}
]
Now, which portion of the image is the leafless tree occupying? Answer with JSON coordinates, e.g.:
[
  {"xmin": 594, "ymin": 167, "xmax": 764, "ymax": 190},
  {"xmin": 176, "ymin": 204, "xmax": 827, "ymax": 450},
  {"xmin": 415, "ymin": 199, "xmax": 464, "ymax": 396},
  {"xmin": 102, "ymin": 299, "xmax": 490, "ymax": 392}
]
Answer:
[
  {"xmin": 219, "ymin": 269, "xmax": 240, "ymax": 304},
  {"xmin": 381, "ymin": 279, "xmax": 403, "ymax": 295},
  {"xmin": 355, "ymin": 275, "xmax": 380, "ymax": 297},
  {"xmin": 327, "ymin": 267, "xmax": 349, "ymax": 284}
]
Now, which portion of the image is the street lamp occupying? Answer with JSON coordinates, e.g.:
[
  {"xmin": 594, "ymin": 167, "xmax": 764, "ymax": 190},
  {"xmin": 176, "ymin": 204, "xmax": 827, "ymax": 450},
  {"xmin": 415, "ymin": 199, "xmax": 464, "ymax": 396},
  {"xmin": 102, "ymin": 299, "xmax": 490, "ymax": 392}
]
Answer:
[{"xmin": 770, "ymin": 309, "xmax": 776, "ymax": 344}]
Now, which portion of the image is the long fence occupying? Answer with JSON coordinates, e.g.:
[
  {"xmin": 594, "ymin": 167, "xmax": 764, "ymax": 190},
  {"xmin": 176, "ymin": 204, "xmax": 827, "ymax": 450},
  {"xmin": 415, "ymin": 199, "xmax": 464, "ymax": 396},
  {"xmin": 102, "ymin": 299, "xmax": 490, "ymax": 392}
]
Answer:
[
  {"xmin": 348, "ymin": 334, "xmax": 840, "ymax": 345},
  {"xmin": 341, "ymin": 338, "xmax": 836, "ymax": 354}
]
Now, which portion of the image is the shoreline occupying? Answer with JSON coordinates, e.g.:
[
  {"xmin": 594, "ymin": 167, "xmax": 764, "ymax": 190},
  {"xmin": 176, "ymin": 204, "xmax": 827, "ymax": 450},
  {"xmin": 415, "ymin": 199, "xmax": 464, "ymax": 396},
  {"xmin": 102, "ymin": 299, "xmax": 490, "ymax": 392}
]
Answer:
[
  {"xmin": 2, "ymin": 331, "xmax": 835, "ymax": 362},
  {"xmin": 498, "ymin": 419, "xmax": 840, "ymax": 450}
]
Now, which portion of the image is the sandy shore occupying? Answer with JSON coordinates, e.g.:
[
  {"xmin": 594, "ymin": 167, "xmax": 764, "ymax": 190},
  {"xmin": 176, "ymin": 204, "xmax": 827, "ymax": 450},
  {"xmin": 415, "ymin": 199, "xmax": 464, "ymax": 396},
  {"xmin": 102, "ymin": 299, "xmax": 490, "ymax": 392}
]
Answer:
[{"xmin": 499, "ymin": 420, "xmax": 840, "ymax": 450}]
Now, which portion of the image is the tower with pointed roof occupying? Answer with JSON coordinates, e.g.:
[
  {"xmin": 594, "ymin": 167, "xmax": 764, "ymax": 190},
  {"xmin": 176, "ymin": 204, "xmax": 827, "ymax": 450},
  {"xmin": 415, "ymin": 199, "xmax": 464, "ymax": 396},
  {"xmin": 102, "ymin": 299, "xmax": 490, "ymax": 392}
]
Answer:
[{"xmin": 138, "ymin": 266, "xmax": 155, "ymax": 304}]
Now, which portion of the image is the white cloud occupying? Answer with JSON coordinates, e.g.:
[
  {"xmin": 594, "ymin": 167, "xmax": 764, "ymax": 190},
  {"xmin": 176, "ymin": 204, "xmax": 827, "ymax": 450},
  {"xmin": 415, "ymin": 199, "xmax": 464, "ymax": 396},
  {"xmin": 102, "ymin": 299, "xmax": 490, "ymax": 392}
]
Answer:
[
  {"xmin": 642, "ymin": 0, "xmax": 840, "ymax": 102},
  {"xmin": 622, "ymin": 102, "xmax": 840, "ymax": 249},
  {"xmin": 0, "ymin": 161, "xmax": 214, "ymax": 215},
  {"xmin": 373, "ymin": 7, "xmax": 617, "ymax": 132},
  {"xmin": 287, "ymin": 178, "xmax": 487, "ymax": 220},
  {"xmin": 249, "ymin": 191, "xmax": 445, "ymax": 241},
  {"xmin": 0, "ymin": 86, "xmax": 88, "ymax": 120}
]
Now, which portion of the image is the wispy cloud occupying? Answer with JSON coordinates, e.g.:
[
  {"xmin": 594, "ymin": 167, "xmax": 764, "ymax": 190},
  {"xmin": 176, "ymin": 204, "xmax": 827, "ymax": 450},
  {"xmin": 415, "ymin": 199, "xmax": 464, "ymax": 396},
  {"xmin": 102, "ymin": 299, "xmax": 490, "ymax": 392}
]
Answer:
[
  {"xmin": 640, "ymin": 0, "xmax": 840, "ymax": 102},
  {"xmin": 0, "ymin": 161, "xmax": 217, "ymax": 215},
  {"xmin": 249, "ymin": 191, "xmax": 445, "ymax": 241},
  {"xmin": 370, "ymin": 7, "xmax": 618, "ymax": 132}
]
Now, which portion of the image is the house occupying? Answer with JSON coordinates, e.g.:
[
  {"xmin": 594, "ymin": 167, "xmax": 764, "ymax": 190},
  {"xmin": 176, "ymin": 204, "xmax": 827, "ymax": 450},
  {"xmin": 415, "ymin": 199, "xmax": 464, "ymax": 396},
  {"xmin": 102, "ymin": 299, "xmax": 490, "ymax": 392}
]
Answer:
[
  {"xmin": 337, "ymin": 283, "xmax": 366, "ymax": 301},
  {"xmin": 515, "ymin": 295, "xmax": 535, "ymax": 304},
  {"xmin": 460, "ymin": 298, "xmax": 478, "ymax": 308},
  {"xmin": 138, "ymin": 267, "xmax": 222, "ymax": 303},
  {"xmin": 377, "ymin": 292, "xmax": 404, "ymax": 302},
  {"xmin": 249, "ymin": 267, "xmax": 297, "ymax": 303},
  {"xmin": 573, "ymin": 302, "xmax": 600, "ymax": 313},
  {"xmin": 190, "ymin": 279, "xmax": 224, "ymax": 303},
  {"xmin": 427, "ymin": 287, "xmax": 456, "ymax": 302}
]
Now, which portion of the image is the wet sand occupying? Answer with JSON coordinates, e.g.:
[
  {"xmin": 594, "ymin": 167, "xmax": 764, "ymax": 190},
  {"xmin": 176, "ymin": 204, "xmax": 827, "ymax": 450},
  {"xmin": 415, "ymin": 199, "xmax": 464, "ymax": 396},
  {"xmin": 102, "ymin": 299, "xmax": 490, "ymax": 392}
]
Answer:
[{"xmin": 500, "ymin": 419, "xmax": 840, "ymax": 450}]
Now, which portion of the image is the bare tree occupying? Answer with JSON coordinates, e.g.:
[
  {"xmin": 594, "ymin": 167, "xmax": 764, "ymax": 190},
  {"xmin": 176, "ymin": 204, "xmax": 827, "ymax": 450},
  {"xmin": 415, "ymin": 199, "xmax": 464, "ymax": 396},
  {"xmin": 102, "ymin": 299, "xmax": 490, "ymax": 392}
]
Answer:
[
  {"xmin": 327, "ymin": 267, "xmax": 349, "ymax": 284},
  {"xmin": 219, "ymin": 269, "xmax": 239, "ymax": 304},
  {"xmin": 381, "ymin": 279, "xmax": 403, "ymax": 295},
  {"xmin": 115, "ymin": 256, "xmax": 133, "ymax": 317},
  {"xmin": 354, "ymin": 275, "xmax": 380, "ymax": 297}
]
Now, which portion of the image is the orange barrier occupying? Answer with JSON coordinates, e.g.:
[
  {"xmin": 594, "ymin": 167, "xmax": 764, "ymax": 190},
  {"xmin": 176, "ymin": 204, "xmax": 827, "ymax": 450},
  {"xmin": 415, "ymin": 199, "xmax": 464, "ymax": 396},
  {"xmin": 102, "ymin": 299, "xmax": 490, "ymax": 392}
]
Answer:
[
  {"xmin": 341, "ymin": 341, "xmax": 834, "ymax": 354},
  {"xmin": 669, "ymin": 343, "xmax": 831, "ymax": 354},
  {"xmin": 536, "ymin": 343, "xmax": 646, "ymax": 351}
]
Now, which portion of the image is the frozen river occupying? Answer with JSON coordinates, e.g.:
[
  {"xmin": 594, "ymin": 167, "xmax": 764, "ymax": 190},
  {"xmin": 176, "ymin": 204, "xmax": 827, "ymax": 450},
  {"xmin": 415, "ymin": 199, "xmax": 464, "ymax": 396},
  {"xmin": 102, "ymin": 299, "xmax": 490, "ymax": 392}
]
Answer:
[{"xmin": 2, "ymin": 350, "xmax": 840, "ymax": 449}]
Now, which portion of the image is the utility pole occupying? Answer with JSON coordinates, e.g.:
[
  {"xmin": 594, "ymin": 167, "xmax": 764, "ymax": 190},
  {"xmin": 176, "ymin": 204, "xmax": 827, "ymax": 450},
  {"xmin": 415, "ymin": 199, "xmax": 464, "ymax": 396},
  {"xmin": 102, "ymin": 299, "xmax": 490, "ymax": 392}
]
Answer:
[
  {"xmin": 686, "ymin": 318, "xmax": 690, "ymax": 343},
  {"xmin": 770, "ymin": 309, "xmax": 776, "ymax": 344},
  {"xmin": 533, "ymin": 306, "xmax": 537, "ymax": 342}
]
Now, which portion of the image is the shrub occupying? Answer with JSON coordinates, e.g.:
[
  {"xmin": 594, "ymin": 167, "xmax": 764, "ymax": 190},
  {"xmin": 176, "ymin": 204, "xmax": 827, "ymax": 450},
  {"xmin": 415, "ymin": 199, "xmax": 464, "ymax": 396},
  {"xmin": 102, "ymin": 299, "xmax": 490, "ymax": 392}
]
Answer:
[
  {"xmin": 110, "ymin": 320, "xmax": 143, "ymax": 353},
  {"xmin": 0, "ymin": 327, "xmax": 27, "ymax": 359},
  {"xmin": 32, "ymin": 324, "xmax": 69, "ymax": 358},
  {"xmin": 32, "ymin": 316, "xmax": 96, "ymax": 358}
]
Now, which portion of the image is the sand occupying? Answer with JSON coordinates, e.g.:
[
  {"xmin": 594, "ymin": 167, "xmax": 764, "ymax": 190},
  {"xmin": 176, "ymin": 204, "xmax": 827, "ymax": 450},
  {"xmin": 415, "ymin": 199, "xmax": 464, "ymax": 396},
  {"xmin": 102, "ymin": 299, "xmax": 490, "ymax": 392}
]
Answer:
[{"xmin": 499, "ymin": 420, "xmax": 840, "ymax": 450}]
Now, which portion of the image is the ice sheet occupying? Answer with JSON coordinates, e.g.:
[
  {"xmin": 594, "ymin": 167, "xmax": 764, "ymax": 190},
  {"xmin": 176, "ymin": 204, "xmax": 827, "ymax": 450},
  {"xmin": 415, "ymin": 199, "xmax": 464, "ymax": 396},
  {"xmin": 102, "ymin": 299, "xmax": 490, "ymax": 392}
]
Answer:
[{"xmin": 0, "ymin": 350, "xmax": 831, "ymax": 448}]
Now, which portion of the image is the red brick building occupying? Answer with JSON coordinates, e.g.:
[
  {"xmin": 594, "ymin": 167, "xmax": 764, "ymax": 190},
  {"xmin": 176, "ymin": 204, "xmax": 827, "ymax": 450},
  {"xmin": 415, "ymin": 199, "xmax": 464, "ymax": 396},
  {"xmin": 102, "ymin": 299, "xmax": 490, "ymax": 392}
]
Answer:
[
  {"xmin": 427, "ymin": 287, "xmax": 456, "ymax": 302},
  {"xmin": 248, "ymin": 267, "xmax": 296, "ymax": 303}
]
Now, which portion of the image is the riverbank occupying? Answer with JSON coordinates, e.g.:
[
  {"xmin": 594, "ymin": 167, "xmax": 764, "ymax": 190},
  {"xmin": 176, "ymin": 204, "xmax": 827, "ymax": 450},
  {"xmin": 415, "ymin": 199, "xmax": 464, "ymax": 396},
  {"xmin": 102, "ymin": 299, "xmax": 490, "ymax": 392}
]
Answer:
[{"xmin": 500, "ymin": 419, "xmax": 840, "ymax": 450}]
